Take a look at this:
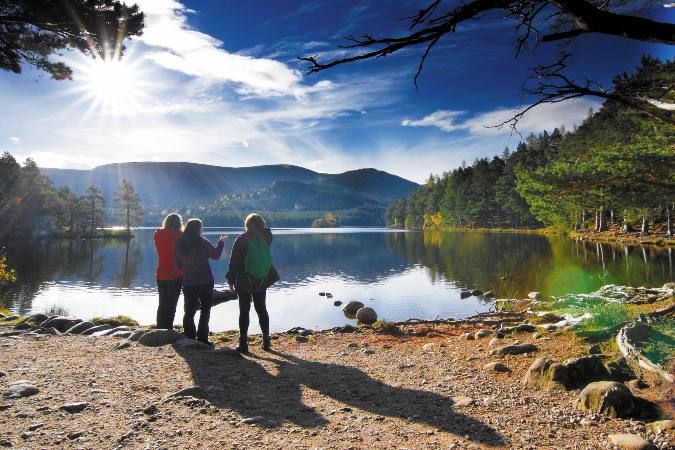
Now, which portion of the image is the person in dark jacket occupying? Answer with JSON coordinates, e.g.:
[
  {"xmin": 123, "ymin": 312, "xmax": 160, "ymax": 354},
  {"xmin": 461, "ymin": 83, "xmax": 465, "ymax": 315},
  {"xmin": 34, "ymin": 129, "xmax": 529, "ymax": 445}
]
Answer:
[
  {"xmin": 154, "ymin": 213, "xmax": 183, "ymax": 329},
  {"xmin": 175, "ymin": 219, "xmax": 227, "ymax": 346},
  {"xmin": 226, "ymin": 213, "xmax": 274, "ymax": 353}
]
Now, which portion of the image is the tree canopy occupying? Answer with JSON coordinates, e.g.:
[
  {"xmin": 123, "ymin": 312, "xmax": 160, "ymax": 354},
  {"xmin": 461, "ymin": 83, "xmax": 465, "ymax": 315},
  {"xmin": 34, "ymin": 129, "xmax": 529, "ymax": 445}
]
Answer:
[
  {"xmin": 0, "ymin": 0, "xmax": 144, "ymax": 80},
  {"xmin": 300, "ymin": 0, "xmax": 675, "ymax": 126}
]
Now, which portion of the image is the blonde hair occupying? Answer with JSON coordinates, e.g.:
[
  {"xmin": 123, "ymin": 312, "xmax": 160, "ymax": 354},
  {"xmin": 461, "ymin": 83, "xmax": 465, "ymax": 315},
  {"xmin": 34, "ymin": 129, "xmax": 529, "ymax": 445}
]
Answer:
[
  {"xmin": 162, "ymin": 213, "xmax": 182, "ymax": 231},
  {"xmin": 244, "ymin": 213, "xmax": 266, "ymax": 231}
]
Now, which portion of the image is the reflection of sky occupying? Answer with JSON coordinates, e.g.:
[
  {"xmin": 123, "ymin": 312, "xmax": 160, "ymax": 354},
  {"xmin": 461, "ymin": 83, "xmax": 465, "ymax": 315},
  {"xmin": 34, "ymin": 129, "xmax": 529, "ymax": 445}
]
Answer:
[{"xmin": 28, "ymin": 266, "xmax": 489, "ymax": 333}]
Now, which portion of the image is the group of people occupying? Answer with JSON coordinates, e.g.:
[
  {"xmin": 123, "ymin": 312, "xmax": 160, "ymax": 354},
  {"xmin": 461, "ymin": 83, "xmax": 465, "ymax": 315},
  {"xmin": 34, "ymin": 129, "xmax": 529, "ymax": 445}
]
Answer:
[{"xmin": 153, "ymin": 213, "xmax": 278, "ymax": 353}]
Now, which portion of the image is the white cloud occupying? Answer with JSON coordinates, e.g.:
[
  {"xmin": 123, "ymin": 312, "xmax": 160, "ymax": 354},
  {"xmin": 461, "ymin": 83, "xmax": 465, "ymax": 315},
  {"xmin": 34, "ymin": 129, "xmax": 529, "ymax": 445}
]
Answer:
[
  {"xmin": 135, "ymin": 0, "xmax": 323, "ymax": 97},
  {"xmin": 402, "ymin": 98, "xmax": 599, "ymax": 136},
  {"xmin": 8, "ymin": 136, "xmax": 21, "ymax": 144}
]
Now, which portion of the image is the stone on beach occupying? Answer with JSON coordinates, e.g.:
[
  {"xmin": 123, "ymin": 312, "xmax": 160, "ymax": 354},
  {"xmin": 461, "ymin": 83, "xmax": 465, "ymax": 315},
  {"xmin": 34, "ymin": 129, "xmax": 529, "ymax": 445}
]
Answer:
[
  {"xmin": 138, "ymin": 329, "xmax": 182, "ymax": 347},
  {"xmin": 607, "ymin": 434, "xmax": 656, "ymax": 450},
  {"xmin": 355, "ymin": 307, "xmax": 377, "ymax": 325},
  {"xmin": 342, "ymin": 301, "xmax": 364, "ymax": 318},
  {"xmin": 173, "ymin": 338, "xmax": 212, "ymax": 351},
  {"xmin": 452, "ymin": 396, "xmax": 476, "ymax": 407},
  {"xmin": 484, "ymin": 361, "xmax": 509, "ymax": 372},
  {"xmin": 59, "ymin": 402, "xmax": 89, "ymax": 413},
  {"xmin": 167, "ymin": 386, "xmax": 207, "ymax": 400},
  {"xmin": 3, "ymin": 381, "xmax": 39, "ymax": 399},
  {"xmin": 460, "ymin": 291, "xmax": 472, "ymax": 299},
  {"xmin": 475, "ymin": 329, "xmax": 491, "ymax": 339},
  {"xmin": 523, "ymin": 355, "xmax": 611, "ymax": 391},
  {"xmin": 489, "ymin": 343, "xmax": 538, "ymax": 356},
  {"xmin": 65, "ymin": 321, "xmax": 95, "ymax": 334},
  {"xmin": 574, "ymin": 381, "xmax": 635, "ymax": 418},
  {"xmin": 40, "ymin": 316, "xmax": 82, "ymax": 333},
  {"xmin": 128, "ymin": 329, "xmax": 146, "ymax": 342},
  {"xmin": 81, "ymin": 324, "xmax": 112, "ymax": 336},
  {"xmin": 647, "ymin": 420, "xmax": 674, "ymax": 433}
]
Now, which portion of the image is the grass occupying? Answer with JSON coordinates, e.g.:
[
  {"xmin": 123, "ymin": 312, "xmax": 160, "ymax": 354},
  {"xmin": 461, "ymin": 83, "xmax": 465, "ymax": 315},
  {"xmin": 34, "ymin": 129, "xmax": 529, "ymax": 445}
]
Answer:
[
  {"xmin": 90, "ymin": 315, "xmax": 139, "ymax": 327},
  {"xmin": 42, "ymin": 305, "xmax": 70, "ymax": 317}
]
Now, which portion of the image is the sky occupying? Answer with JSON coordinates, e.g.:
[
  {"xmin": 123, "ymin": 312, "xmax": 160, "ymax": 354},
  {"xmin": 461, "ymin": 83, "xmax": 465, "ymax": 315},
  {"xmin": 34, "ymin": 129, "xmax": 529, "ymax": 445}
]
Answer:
[{"xmin": 0, "ymin": 0, "xmax": 673, "ymax": 182}]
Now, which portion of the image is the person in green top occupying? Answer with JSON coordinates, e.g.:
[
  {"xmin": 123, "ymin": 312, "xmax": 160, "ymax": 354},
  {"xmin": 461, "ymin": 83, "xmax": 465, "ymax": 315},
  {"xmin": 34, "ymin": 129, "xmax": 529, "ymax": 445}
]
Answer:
[{"xmin": 226, "ymin": 213, "xmax": 279, "ymax": 353}]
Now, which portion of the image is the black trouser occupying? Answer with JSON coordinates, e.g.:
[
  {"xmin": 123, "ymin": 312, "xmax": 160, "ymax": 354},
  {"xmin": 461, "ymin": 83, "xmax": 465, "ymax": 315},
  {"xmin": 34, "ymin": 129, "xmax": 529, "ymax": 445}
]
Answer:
[
  {"xmin": 156, "ymin": 278, "xmax": 182, "ymax": 329},
  {"xmin": 238, "ymin": 290, "xmax": 269, "ymax": 345},
  {"xmin": 182, "ymin": 283, "xmax": 213, "ymax": 342}
]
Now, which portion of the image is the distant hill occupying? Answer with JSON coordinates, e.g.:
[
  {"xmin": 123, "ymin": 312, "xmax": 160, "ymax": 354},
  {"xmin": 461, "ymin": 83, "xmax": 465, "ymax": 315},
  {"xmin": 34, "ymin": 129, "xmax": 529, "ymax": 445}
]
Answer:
[{"xmin": 40, "ymin": 162, "xmax": 418, "ymax": 226}]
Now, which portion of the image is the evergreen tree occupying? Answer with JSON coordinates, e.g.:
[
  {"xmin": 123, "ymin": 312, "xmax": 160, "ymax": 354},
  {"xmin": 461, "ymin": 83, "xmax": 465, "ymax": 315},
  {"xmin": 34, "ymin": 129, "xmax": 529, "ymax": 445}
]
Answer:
[
  {"xmin": 114, "ymin": 180, "xmax": 144, "ymax": 232},
  {"xmin": 84, "ymin": 185, "xmax": 105, "ymax": 238}
]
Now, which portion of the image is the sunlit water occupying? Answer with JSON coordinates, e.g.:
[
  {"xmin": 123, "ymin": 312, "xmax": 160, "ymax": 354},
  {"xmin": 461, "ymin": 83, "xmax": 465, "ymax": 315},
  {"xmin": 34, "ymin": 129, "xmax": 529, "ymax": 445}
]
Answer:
[{"xmin": 1, "ymin": 228, "xmax": 673, "ymax": 333}]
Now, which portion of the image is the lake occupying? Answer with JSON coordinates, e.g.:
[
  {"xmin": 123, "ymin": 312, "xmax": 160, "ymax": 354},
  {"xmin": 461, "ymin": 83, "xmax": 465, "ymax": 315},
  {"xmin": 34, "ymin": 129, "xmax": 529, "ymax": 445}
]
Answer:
[{"xmin": 1, "ymin": 228, "xmax": 673, "ymax": 333}]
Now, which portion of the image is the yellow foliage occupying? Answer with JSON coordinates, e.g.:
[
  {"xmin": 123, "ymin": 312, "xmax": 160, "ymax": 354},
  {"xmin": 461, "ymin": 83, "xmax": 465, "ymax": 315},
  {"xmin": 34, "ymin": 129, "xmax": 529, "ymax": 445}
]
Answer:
[
  {"xmin": 0, "ymin": 256, "xmax": 16, "ymax": 285},
  {"xmin": 423, "ymin": 212, "xmax": 443, "ymax": 229}
]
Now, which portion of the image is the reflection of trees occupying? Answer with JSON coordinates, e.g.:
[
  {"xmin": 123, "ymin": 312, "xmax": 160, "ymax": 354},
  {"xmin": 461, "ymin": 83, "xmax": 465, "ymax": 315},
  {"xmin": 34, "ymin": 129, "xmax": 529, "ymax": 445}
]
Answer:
[
  {"xmin": 272, "ymin": 233, "xmax": 411, "ymax": 284},
  {"xmin": 387, "ymin": 231, "xmax": 673, "ymax": 298},
  {"xmin": 113, "ymin": 239, "xmax": 142, "ymax": 287}
]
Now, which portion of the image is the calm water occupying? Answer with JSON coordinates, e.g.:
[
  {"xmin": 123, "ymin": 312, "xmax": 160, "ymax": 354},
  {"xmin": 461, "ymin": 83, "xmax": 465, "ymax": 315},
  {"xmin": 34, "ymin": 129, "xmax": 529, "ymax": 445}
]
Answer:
[{"xmin": 1, "ymin": 228, "xmax": 673, "ymax": 333}]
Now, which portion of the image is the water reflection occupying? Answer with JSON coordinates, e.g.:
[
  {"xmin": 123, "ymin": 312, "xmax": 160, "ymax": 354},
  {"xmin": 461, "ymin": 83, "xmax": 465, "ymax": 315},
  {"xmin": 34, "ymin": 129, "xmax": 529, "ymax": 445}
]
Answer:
[{"xmin": 0, "ymin": 229, "xmax": 672, "ymax": 331}]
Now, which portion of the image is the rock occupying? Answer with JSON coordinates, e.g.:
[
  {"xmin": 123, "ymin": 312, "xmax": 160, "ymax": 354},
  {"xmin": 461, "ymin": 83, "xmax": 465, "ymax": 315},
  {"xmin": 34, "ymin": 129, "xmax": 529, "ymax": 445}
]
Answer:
[
  {"xmin": 114, "ymin": 341, "xmax": 131, "ymax": 350},
  {"xmin": 342, "ymin": 301, "xmax": 364, "ymax": 318},
  {"xmin": 532, "ymin": 332, "xmax": 542, "ymax": 339},
  {"xmin": 607, "ymin": 434, "xmax": 656, "ymax": 450},
  {"xmin": 110, "ymin": 330, "xmax": 132, "ymax": 339},
  {"xmin": 13, "ymin": 323, "xmax": 31, "ymax": 330},
  {"xmin": 488, "ymin": 337, "xmax": 501, "ymax": 347},
  {"xmin": 27, "ymin": 423, "xmax": 43, "ymax": 431},
  {"xmin": 523, "ymin": 355, "xmax": 611, "ymax": 391},
  {"xmin": 143, "ymin": 404, "xmax": 159, "ymax": 415},
  {"xmin": 574, "ymin": 381, "xmax": 635, "ymax": 418},
  {"xmin": 535, "ymin": 311, "xmax": 563, "ymax": 323},
  {"xmin": 240, "ymin": 416, "xmax": 279, "ymax": 427},
  {"xmin": 36, "ymin": 327, "xmax": 59, "ymax": 335},
  {"xmin": 21, "ymin": 313, "xmax": 48, "ymax": 325},
  {"xmin": 452, "ymin": 396, "xmax": 476, "ymax": 407},
  {"xmin": 475, "ymin": 329, "xmax": 491, "ymax": 339},
  {"xmin": 67, "ymin": 432, "xmax": 83, "ymax": 440},
  {"xmin": 293, "ymin": 335, "xmax": 308, "ymax": 343},
  {"xmin": 319, "ymin": 292, "xmax": 326, "ymax": 296},
  {"xmin": 3, "ymin": 315, "xmax": 19, "ymax": 321},
  {"xmin": 528, "ymin": 292, "xmax": 542, "ymax": 300},
  {"xmin": 128, "ymin": 329, "xmax": 146, "ymax": 342},
  {"xmin": 471, "ymin": 289, "xmax": 483, "ymax": 296},
  {"xmin": 0, "ymin": 372, "xmax": 5, "ymax": 378},
  {"xmin": 647, "ymin": 420, "xmax": 674, "ymax": 433},
  {"xmin": 627, "ymin": 378, "xmax": 649, "ymax": 391},
  {"xmin": 331, "ymin": 324, "xmax": 359, "ymax": 333},
  {"xmin": 138, "ymin": 329, "xmax": 182, "ymax": 347},
  {"xmin": 483, "ymin": 291, "xmax": 495, "ymax": 298},
  {"xmin": 65, "ymin": 321, "xmax": 95, "ymax": 334},
  {"xmin": 40, "ymin": 316, "xmax": 81, "ymax": 333},
  {"xmin": 346, "ymin": 342, "xmax": 358, "ymax": 349},
  {"xmin": 460, "ymin": 291, "xmax": 472, "ymax": 299},
  {"xmin": 461, "ymin": 332, "xmax": 475, "ymax": 340},
  {"xmin": 605, "ymin": 357, "xmax": 635, "ymax": 381},
  {"xmin": 59, "ymin": 402, "xmax": 89, "ymax": 413},
  {"xmin": 333, "ymin": 300, "xmax": 342, "ymax": 306},
  {"xmin": 81, "ymin": 324, "xmax": 112, "ymax": 336},
  {"xmin": 489, "ymin": 343, "xmax": 538, "ymax": 356},
  {"xmin": 422, "ymin": 343, "xmax": 434, "ymax": 351},
  {"xmin": 91, "ymin": 326, "xmax": 130, "ymax": 337},
  {"xmin": 355, "ymin": 307, "xmax": 377, "ymax": 325},
  {"xmin": 580, "ymin": 417, "xmax": 595, "ymax": 427},
  {"xmin": 167, "ymin": 386, "xmax": 207, "ymax": 400},
  {"xmin": 361, "ymin": 348, "xmax": 375, "ymax": 355},
  {"xmin": 3, "ymin": 381, "xmax": 39, "ymax": 399},
  {"xmin": 173, "ymin": 338, "xmax": 211, "ymax": 351},
  {"xmin": 0, "ymin": 440, "xmax": 12, "ymax": 447},
  {"xmin": 484, "ymin": 362, "xmax": 509, "ymax": 372}
]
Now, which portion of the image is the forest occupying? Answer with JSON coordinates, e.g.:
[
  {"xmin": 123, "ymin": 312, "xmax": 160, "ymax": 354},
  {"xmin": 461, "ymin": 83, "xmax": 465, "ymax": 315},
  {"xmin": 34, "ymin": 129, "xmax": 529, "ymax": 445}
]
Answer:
[
  {"xmin": 0, "ymin": 152, "xmax": 143, "ymax": 241},
  {"xmin": 385, "ymin": 57, "xmax": 675, "ymax": 236}
]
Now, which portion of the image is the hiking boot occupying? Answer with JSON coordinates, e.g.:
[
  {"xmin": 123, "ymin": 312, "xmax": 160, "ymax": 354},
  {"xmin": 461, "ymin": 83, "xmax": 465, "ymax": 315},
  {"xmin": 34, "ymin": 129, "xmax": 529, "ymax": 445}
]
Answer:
[
  {"xmin": 236, "ymin": 345, "xmax": 249, "ymax": 354},
  {"xmin": 262, "ymin": 336, "xmax": 271, "ymax": 351},
  {"xmin": 198, "ymin": 339, "xmax": 214, "ymax": 348}
]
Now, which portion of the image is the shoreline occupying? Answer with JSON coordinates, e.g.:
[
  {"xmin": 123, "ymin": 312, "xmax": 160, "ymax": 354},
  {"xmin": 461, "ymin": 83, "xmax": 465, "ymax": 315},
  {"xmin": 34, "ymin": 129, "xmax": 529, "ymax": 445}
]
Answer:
[{"xmin": 1, "ymin": 299, "xmax": 673, "ymax": 449}]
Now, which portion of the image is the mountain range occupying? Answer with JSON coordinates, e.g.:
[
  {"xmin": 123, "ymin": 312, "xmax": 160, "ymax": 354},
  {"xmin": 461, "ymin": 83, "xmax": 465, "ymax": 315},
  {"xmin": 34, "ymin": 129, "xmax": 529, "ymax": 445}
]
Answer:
[{"xmin": 40, "ymin": 162, "xmax": 418, "ymax": 226}]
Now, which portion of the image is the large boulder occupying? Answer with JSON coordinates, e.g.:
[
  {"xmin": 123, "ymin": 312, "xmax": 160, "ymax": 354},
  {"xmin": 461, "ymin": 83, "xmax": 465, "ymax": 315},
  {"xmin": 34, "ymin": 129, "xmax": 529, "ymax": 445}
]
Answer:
[
  {"xmin": 20, "ymin": 313, "xmax": 49, "ymax": 326},
  {"xmin": 356, "ymin": 307, "xmax": 377, "ymax": 325},
  {"xmin": 342, "ymin": 301, "xmax": 364, "ymax": 319},
  {"xmin": 128, "ymin": 329, "xmax": 146, "ymax": 342},
  {"xmin": 523, "ymin": 355, "xmax": 612, "ymax": 391},
  {"xmin": 65, "ymin": 321, "xmax": 95, "ymax": 335},
  {"xmin": 475, "ymin": 329, "xmax": 491, "ymax": 339},
  {"xmin": 574, "ymin": 381, "xmax": 635, "ymax": 418},
  {"xmin": 138, "ymin": 329, "xmax": 182, "ymax": 347},
  {"xmin": 40, "ymin": 316, "xmax": 82, "ymax": 333},
  {"xmin": 489, "ymin": 343, "xmax": 538, "ymax": 356}
]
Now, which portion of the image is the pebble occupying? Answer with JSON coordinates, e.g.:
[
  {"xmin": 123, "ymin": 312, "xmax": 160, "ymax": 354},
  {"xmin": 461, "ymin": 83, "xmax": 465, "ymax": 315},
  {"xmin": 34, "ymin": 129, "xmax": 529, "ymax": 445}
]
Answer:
[
  {"xmin": 3, "ymin": 381, "xmax": 39, "ymax": 399},
  {"xmin": 452, "ymin": 396, "xmax": 476, "ymax": 407},
  {"xmin": 483, "ymin": 362, "xmax": 509, "ymax": 373},
  {"xmin": 60, "ymin": 402, "xmax": 89, "ymax": 413},
  {"xmin": 361, "ymin": 348, "xmax": 375, "ymax": 355},
  {"xmin": 607, "ymin": 433, "xmax": 656, "ymax": 450},
  {"xmin": 475, "ymin": 329, "xmax": 491, "ymax": 339}
]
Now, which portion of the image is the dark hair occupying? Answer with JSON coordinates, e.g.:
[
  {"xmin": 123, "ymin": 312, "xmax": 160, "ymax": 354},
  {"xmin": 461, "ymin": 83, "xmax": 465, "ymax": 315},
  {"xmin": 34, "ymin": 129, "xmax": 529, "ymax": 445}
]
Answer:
[
  {"xmin": 245, "ymin": 213, "xmax": 266, "ymax": 231},
  {"xmin": 178, "ymin": 219, "xmax": 202, "ymax": 254},
  {"xmin": 162, "ymin": 213, "xmax": 182, "ymax": 231}
]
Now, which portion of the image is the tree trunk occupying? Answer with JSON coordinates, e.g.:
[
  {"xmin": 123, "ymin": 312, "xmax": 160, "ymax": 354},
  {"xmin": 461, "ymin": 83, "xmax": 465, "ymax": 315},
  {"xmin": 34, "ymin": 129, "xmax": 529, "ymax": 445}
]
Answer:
[
  {"xmin": 641, "ymin": 216, "xmax": 649, "ymax": 235},
  {"xmin": 667, "ymin": 205, "xmax": 673, "ymax": 237},
  {"xmin": 90, "ymin": 198, "xmax": 95, "ymax": 239},
  {"xmin": 126, "ymin": 204, "xmax": 130, "ymax": 233},
  {"xmin": 581, "ymin": 210, "xmax": 586, "ymax": 230},
  {"xmin": 610, "ymin": 210, "xmax": 614, "ymax": 224},
  {"xmin": 598, "ymin": 209, "xmax": 606, "ymax": 232},
  {"xmin": 594, "ymin": 210, "xmax": 600, "ymax": 232}
]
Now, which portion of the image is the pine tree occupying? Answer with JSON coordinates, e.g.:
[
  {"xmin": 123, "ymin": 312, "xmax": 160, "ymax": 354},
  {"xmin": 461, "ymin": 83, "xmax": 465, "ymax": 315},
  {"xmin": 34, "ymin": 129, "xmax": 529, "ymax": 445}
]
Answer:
[{"xmin": 114, "ymin": 180, "xmax": 144, "ymax": 232}]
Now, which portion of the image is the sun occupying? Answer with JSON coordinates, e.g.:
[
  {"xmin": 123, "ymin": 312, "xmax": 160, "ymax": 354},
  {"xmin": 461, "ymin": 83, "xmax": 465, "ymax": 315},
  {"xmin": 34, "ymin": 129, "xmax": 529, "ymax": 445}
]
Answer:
[{"xmin": 69, "ymin": 50, "xmax": 151, "ymax": 118}]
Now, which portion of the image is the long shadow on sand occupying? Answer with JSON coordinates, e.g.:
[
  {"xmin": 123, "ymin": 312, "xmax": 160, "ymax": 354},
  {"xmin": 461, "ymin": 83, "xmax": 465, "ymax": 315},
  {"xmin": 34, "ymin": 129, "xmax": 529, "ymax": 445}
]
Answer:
[{"xmin": 175, "ymin": 347, "xmax": 504, "ymax": 446}]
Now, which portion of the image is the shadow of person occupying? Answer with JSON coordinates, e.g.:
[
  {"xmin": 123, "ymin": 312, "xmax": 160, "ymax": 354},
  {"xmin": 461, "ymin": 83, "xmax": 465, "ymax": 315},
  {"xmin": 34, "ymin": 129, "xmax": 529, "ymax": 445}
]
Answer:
[
  {"xmin": 175, "ymin": 347, "xmax": 504, "ymax": 446},
  {"xmin": 174, "ymin": 346, "xmax": 329, "ymax": 428}
]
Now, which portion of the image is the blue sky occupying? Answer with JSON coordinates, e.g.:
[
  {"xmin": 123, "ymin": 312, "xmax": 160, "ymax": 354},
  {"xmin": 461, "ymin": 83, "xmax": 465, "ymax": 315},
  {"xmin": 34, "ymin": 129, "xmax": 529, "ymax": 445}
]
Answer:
[{"xmin": 0, "ymin": 0, "xmax": 673, "ymax": 182}]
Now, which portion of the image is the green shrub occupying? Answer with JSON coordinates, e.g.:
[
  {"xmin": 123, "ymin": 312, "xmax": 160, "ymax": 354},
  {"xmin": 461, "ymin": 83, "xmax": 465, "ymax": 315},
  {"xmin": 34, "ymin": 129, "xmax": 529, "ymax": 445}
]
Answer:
[
  {"xmin": 371, "ymin": 320, "xmax": 399, "ymax": 334},
  {"xmin": 90, "ymin": 315, "xmax": 139, "ymax": 327}
]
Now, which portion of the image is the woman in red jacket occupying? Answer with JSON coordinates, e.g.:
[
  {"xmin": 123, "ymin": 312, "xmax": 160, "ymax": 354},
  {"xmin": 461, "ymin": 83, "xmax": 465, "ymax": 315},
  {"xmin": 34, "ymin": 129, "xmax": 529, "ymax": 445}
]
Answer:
[{"xmin": 154, "ymin": 213, "xmax": 183, "ymax": 329}]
